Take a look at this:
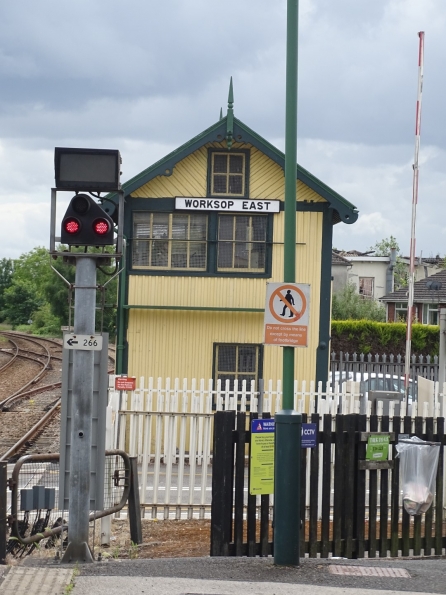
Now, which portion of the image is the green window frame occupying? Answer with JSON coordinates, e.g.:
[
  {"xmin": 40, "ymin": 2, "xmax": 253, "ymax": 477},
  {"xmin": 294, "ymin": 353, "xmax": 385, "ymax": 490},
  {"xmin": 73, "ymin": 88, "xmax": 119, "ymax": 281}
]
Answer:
[
  {"xmin": 213, "ymin": 343, "xmax": 263, "ymax": 409},
  {"xmin": 217, "ymin": 214, "xmax": 267, "ymax": 272},
  {"xmin": 208, "ymin": 149, "xmax": 250, "ymax": 198},
  {"xmin": 130, "ymin": 200, "xmax": 273, "ymax": 278}
]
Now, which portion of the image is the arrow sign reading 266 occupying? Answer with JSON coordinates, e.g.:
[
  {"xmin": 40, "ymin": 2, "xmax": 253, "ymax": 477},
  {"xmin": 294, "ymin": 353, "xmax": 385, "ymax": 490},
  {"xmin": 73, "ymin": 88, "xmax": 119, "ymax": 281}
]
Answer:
[
  {"xmin": 63, "ymin": 334, "xmax": 103, "ymax": 351},
  {"xmin": 264, "ymin": 282, "xmax": 310, "ymax": 347}
]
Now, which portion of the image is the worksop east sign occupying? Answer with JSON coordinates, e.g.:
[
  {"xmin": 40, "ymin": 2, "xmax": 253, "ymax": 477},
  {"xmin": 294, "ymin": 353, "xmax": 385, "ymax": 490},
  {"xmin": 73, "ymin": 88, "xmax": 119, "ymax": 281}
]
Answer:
[{"xmin": 175, "ymin": 197, "xmax": 281, "ymax": 212}]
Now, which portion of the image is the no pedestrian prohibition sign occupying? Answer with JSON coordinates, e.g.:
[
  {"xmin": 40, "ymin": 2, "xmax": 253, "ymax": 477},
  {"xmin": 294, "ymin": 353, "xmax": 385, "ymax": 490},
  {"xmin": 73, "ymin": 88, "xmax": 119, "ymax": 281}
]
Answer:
[{"xmin": 263, "ymin": 282, "xmax": 310, "ymax": 347}]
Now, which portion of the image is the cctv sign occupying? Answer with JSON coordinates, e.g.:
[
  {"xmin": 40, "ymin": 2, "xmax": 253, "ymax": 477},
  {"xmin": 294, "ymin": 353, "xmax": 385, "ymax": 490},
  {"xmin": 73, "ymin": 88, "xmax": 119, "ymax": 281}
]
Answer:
[{"xmin": 301, "ymin": 423, "xmax": 317, "ymax": 448}]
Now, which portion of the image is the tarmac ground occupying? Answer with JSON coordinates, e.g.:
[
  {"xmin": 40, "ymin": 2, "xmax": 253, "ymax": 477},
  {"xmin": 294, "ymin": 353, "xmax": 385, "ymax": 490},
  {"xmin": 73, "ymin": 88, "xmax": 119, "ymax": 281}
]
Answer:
[{"xmin": 1, "ymin": 554, "xmax": 445, "ymax": 595}]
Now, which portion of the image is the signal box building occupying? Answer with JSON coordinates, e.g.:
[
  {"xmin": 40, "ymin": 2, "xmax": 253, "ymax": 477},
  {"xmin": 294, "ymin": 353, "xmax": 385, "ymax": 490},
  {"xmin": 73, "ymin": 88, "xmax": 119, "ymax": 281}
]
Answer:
[{"xmin": 111, "ymin": 91, "xmax": 358, "ymax": 389}]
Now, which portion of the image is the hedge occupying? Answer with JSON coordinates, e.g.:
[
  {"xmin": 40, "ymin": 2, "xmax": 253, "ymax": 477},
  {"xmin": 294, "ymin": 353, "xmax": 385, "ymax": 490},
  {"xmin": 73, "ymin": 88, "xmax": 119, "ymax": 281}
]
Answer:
[{"xmin": 330, "ymin": 320, "xmax": 440, "ymax": 357}]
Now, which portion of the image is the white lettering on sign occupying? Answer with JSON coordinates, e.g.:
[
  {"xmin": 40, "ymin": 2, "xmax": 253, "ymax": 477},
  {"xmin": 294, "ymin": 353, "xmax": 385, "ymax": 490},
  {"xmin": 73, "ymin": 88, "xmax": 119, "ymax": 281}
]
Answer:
[
  {"xmin": 175, "ymin": 197, "xmax": 281, "ymax": 213},
  {"xmin": 303, "ymin": 428, "xmax": 316, "ymax": 435}
]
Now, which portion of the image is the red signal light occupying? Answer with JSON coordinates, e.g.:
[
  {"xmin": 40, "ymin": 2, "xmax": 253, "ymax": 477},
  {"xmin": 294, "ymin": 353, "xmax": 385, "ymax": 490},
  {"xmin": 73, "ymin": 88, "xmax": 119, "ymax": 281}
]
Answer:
[
  {"xmin": 93, "ymin": 218, "xmax": 110, "ymax": 235},
  {"xmin": 64, "ymin": 217, "xmax": 81, "ymax": 234}
]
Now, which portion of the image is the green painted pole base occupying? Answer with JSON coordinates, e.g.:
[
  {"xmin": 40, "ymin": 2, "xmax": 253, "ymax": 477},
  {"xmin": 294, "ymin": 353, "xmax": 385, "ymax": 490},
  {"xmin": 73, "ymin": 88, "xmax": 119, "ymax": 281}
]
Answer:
[{"xmin": 274, "ymin": 410, "xmax": 301, "ymax": 566}]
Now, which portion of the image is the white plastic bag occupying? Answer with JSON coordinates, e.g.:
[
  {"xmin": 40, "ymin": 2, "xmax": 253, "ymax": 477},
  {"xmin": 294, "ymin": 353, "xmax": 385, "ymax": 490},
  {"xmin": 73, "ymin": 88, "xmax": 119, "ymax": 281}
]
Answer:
[{"xmin": 395, "ymin": 436, "xmax": 440, "ymax": 516}]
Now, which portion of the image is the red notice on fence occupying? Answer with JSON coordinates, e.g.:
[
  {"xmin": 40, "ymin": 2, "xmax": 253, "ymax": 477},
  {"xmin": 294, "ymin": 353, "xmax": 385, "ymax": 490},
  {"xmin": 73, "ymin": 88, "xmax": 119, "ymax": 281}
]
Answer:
[{"xmin": 115, "ymin": 376, "xmax": 136, "ymax": 391}]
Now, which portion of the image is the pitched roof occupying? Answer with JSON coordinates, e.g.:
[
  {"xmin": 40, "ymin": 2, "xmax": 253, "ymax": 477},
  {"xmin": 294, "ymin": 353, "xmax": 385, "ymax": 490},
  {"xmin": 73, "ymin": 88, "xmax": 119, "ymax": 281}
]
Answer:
[
  {"xmin": 380, "ymin": 268, "xmax": 446, "ymax": 303},
  {"xmin": 332, "ymin": 251, "xmax": 351, "ymax": 266},
  {"xmin": 107, "ymin": 115, "xmax": 358, "ymax": 225}
]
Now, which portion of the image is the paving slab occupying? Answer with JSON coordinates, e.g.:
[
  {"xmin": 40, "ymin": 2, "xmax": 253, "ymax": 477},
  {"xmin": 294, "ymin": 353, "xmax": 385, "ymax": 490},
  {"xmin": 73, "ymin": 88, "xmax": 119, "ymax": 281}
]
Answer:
[{"xmin": 0, "ymin": 566, "xmax": 73, "ymax": 595}]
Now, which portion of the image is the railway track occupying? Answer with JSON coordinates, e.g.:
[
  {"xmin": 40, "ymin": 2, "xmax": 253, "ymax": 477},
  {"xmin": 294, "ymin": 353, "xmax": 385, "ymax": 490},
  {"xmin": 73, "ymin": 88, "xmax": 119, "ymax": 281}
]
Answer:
[{"xmin": 0, "ymin": 331, "xmax": 115, "ymax": 461}]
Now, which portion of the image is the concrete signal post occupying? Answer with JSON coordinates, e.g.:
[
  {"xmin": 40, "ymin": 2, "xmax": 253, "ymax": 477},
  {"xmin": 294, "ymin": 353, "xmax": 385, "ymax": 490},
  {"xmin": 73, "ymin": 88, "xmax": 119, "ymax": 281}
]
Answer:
[{"xmin": 50, "ymin": 148, "xmax": 123, "ymax": 563}]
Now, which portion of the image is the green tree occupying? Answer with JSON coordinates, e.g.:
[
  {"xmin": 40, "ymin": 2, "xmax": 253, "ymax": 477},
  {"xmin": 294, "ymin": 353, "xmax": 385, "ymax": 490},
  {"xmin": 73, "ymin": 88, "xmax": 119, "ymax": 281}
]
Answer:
[
  {"xmin": 2, "ymin": 246, "xmax": 117, "ymax": 337},
  {"xmin": 3, "ymin": 281, "xmax": 43, "ymax": 327},
  {"xmin": 12, "ymin": 247, "xmax": 53, "ymax": 294},
  {"xmin": 0, "ymin": 258, "xmax": 14, "ymax": 321},
  {"xmin": 332, "ymin": 283, "xmax": 386, "ymax": 322},
  {"xmin": 369, "ymin": 236, "xmax": 407, "ymax": 289}
]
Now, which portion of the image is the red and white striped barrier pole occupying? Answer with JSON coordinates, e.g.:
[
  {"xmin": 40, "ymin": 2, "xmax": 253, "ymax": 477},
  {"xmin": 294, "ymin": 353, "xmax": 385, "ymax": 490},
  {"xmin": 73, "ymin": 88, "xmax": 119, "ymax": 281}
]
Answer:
[{"xmin": 405, "ymin": 31, "xmax": 425, "ymax": 406}]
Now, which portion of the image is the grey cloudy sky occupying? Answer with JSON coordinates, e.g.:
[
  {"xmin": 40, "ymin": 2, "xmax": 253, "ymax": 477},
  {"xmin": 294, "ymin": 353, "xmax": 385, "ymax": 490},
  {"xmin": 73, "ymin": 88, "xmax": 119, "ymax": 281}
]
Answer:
[{"xmin": 1, "ymin": 0, "xmax": 445, "ymax": 259}]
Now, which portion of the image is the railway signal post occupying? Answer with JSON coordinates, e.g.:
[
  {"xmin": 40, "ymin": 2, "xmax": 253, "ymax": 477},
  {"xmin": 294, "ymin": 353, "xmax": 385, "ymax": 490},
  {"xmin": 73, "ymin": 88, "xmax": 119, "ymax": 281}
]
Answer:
[
  {"xmin": 50, "ymin": 148, "xmax": 123, "ymax": 563},
  {"xmin": 62, "ymin": 255, "xmax": 97, "ymax": 563}
]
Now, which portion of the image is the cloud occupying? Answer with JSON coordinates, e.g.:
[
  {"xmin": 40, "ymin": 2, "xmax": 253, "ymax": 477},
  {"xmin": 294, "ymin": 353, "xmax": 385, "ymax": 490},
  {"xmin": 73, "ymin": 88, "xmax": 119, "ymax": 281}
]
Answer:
[
  {"xmin": 1, "ymin": 0, "xmax": 446, "ymax": 260},
  {"xmin": 297, "ymin": 138, "xmax": 446, "ymax": 256}
]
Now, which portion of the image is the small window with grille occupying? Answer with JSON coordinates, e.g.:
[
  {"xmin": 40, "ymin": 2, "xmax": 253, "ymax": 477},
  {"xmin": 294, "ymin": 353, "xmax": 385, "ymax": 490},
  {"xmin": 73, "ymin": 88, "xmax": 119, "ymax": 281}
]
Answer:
[
  {"xmin": 211, "ymin": 152, "xmax": 245, "ymax": 196},
  {"xmin": 213, "ymin": 343, "xmax": 263, "ymax": 408},
  {"xmin": 217, "ymin": 214, "xmax": 267, "ymax": 272},
  {"xmin": 132, "ymin": 212, "xmax": 207, "ymax": 270}
]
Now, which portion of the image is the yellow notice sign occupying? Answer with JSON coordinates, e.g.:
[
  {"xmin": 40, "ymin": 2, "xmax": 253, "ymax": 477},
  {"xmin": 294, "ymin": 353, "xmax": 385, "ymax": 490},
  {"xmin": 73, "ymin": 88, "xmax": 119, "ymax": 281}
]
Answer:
[{"xmin": 249, "ymin": 419, "xmax": 275, "ymax": 495}]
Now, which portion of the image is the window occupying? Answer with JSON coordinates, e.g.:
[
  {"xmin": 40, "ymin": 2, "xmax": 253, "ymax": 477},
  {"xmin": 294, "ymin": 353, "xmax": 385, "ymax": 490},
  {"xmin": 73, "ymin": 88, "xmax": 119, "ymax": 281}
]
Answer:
[
  {"xmin": 131, "ymin": 209, "xmax": 271, "ymax": 276},
  {"xmin": 132, "ymin": 212, "xmax": 207, "ymax": 270},
  {"xmin": 217, "ymin": 215, "xmax": 267, "ymax": 272},
  {"xmin": 423, "ymin": 303, "xmax": 438, "ymax": 325},
  {"xmin": 395, "ymin": 302, "xmax": 408, "ymax": 322},
  {"xmin": 211, "ymin": 152, "xmax": 245, "ymax": 196},
  {"xmin": 359, "ymin": 277, "xmax": 374, "ymax": 299},
  {"xmin": 213, "ymin": 344, "xmax": 263, "ymax": 408}
]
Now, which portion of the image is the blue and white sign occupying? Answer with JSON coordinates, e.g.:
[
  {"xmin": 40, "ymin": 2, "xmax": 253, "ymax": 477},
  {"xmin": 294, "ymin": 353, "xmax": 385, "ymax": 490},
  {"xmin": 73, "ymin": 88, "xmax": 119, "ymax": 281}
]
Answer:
[
  {"xmin": 301, "ymin": 423, "xmax": 317, "ymax": 448},
  {"xmin": 251, "ymin": 419, "xmax": 275, "ymax": 433}
]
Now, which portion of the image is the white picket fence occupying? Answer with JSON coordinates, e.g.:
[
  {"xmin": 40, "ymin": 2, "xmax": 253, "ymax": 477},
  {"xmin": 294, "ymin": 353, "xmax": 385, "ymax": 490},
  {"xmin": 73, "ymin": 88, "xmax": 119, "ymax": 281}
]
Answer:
[{"xmin": 108, "ymin": 376, "xmax": 446, "ymax": 520}]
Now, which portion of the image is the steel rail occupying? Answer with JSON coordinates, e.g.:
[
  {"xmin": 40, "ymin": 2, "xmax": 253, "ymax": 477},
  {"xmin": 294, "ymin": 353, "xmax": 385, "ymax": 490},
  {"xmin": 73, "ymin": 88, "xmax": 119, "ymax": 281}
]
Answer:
[
  {"xmin": 0, "ymin": 399, "xmax": 61, "ymax": 461},
  {"xmin": 2, "ymin": 331, "xmax": 63, "ymax": 351},
  {"xmin": 0, "ymin": 338, "xmax": 19, "ymax": 374},
  {"xmin": 1, "ymin": 382, "xmax": 62, "ymax": 411},
  {"xmin": 0, "ymin": 335, "xmax": 52, "ymax": 405}
]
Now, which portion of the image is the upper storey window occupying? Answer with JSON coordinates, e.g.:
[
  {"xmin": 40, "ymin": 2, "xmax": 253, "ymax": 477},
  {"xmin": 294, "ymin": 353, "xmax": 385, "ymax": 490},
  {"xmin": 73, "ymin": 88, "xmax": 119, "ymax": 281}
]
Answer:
[
  {"xmin": 210, "ymin": 151, "xmax": 248, "ymax": 197},
  {"xmin": 132, "ymin": 212, "xmax": 207, "ymax": 270}
]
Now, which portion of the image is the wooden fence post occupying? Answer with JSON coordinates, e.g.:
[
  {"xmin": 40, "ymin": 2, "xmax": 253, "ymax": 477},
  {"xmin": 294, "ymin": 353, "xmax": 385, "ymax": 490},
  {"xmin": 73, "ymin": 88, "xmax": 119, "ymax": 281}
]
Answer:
[
  {"xmin": 210, "ymin": 410, "xmax": 235, "ymax": 556},
  {"xmin": 128, "ymin": 456, "xmax": 143, "ymax": 545}
]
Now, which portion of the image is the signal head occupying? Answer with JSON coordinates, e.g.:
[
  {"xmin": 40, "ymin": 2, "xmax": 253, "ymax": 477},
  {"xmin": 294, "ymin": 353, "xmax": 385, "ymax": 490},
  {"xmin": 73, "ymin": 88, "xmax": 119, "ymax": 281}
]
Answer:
[{"xmin": 61, "ymin": 194, "xmax": 114, "ymax": 247}]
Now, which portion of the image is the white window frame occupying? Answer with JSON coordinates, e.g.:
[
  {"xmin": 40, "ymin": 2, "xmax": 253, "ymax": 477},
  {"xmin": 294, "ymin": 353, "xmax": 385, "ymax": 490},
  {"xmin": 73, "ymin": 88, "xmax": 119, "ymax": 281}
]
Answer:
[{"xmin": 422, "ymin": 303, "xmax": 438, "ymax": 325}]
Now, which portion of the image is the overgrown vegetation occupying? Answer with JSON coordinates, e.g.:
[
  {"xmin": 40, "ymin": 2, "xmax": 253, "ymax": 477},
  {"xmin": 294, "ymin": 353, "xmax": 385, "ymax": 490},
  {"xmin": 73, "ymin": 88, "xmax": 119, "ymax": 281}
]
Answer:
[
  {"xmin": 331, "ymin": 320, "xmax": 439, "ymax": 356},
  {"xmin": 0, "ymin": 247, "xmax": 118, "ymax": 337},
  {"xmin": 369, "ymin": 235, "xmax": 408, "ymax": 289},
  {"xmin": 332, "ymin": 283, "xmax": 386, "ymax": 322}
]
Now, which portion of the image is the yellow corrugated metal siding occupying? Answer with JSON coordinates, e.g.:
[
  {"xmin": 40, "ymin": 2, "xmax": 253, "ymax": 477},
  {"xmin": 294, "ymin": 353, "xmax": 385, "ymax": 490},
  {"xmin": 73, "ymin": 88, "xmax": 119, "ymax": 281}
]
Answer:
[
  {"xmin": 126, "ymin": 142, "xmax": 326, "ymax": 383},
  {"xmin": 127, "ymin": 308, "xmax": 319, "ymax": 383},
  {"xmin": 130, "ymin": 142, "xmax": 323, "ymax": 203}
]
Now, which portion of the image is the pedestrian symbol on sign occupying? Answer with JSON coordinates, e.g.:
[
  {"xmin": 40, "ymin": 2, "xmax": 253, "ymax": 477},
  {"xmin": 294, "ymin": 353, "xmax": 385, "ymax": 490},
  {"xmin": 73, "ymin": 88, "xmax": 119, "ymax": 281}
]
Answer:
[
  {"xmin": 264, "ymin": 282, "xmax": 311, "ymax": 347},
  {"xmin": 280, "ymin": 290, "xmax": 295, "ymax": 318}
]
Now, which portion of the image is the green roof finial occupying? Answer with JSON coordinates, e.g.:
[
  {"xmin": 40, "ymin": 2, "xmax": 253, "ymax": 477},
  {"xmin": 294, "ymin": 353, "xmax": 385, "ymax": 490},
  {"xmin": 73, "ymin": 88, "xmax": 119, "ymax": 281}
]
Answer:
[
  {"xmin": 226, "ymin": 77, "xmax": 234, "ymax": 150},
  {"xmin": 220, "ymin": 107, "xmax": 223, "ymax": 120}
]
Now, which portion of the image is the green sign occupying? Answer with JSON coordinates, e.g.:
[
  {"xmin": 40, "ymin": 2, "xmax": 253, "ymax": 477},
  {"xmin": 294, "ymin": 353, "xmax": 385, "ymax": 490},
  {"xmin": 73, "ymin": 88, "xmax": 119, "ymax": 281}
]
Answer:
[
  {"xmin": 250, "ymin": 419, "xmax": 275, "ymax": 495},
  {"xmin": 366, "ymin": 435, "xmax": 390, "ymax": 461}
]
